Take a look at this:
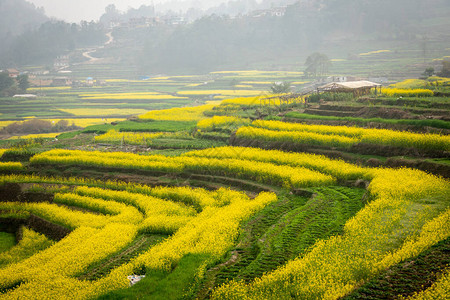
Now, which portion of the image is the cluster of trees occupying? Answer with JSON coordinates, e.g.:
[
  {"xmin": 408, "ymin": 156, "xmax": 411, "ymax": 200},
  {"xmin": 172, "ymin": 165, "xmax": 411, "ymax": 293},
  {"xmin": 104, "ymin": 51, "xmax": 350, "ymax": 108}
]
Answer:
[
  {"xmin": 2, "ymin": 0, "xmax": 450, "ymax": 75},
  {"xmin": 0, "ymin": 73, "xmax": 29, "ymax": 97},
  {"xmin": 0, "ymin": 0, "xmax": 48, "ymax": 38},
  {"xmin": 304, "ymin": 53, "xmax": 331, "ymax": 77},
  {"xmin": 99, "ymin": 0, "xmax": 298, "ymax": 25},
  {"xmin": 0, "ymin": 119, "xmax": 79, "ymax": 135},
  {"xmin": 131, "ymin": 0, "xmax": 449, "ymax": 74},
  {"xmin": 1, "ymin": 21, "xmax": 107, "ymax": 66},
  {"xmin": 0, "ymin": 0, "xmax": 107, "ymax": 67},
  {"xmin": 438, "ymin": 60, "xmax": 450, "ymax": 77},
  {"xmin": 422, "ymin": 59, "xmax": 450, "ymax": 78}
]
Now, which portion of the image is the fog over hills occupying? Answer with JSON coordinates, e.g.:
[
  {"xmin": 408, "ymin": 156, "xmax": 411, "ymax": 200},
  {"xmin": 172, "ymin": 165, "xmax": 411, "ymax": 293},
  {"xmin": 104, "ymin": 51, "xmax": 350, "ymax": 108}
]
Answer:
[
  {"xmin": 27, "ymin": 0, "xmax": 297, "ymax": 22},
  {"xmin": 2, "ymin": 0, "xmax": 449, "ymax": 76}
]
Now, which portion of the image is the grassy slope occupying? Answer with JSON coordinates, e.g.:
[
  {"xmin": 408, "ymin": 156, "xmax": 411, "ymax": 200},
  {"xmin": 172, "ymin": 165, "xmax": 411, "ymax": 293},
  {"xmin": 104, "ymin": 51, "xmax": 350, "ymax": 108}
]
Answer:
[
  {"xmin": 343, "ymin": 237, "xmax": 450, "ymax": 299},
  {"xmin": 202, "ymin": 186, "xmax": 366, "ymax": 297},
  {"xmin": 0, "ymin": 232, "xmax": 15, "ymax": 253}
]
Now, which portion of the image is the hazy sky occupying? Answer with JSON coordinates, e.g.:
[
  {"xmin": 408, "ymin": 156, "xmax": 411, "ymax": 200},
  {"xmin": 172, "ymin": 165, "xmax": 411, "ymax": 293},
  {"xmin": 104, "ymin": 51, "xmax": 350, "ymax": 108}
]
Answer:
[{"xmin": 27, "ymin": 0, "xmax": 166, "ymax": 22}]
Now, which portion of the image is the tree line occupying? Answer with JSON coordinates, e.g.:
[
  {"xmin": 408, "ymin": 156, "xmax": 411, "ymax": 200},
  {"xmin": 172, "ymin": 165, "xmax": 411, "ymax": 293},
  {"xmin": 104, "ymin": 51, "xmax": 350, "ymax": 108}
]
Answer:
[
  {"xmin": 1, "ymin": 0, "xmax": 449, "ymax": 74},
  {"xmin": 0, "ymin": 73, "xmax": 29, "ymax": 97}
]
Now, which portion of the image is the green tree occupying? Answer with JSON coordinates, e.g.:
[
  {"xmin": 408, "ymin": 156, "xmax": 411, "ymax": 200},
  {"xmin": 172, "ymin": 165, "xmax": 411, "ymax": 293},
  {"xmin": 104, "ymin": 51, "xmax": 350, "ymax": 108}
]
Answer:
[
  {"xmin": 422, "ymin": 67, "xmax": 434, "ymax": 78},
  {"xmin": 438, "ymin": 60, "xmax": 450, "ymax": 77},
  {"xmin": 304, "ymin": 52, "xmax": 331, "ymax": 77},
  {"xmin": 270, "ymin": 82, "xmax": 292, "ymax": 94},
  {"xmin": 17, "ymin": 74, "xmax": 29, "ymax": 92},
  {"xmin": 0, "ymin": 72, "xmax": 15, "ymax": 97}
]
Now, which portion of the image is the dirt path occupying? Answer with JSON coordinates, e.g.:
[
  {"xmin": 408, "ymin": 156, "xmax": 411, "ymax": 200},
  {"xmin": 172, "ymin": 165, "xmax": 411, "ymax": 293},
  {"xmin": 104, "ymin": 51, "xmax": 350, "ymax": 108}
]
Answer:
[
  {"xmin": 82, "ymin": 49, "xmax": 100, "ymax": 63},
  {"xmin": 81, "ymin": 31, "xmax": 113, "ymax": 64}
]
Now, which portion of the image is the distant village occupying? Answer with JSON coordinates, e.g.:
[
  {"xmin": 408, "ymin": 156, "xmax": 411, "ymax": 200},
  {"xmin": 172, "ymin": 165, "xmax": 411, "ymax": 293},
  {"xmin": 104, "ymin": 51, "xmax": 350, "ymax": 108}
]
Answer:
[
  {"xmin": 0, "ymin": 55, "xmax": 106, "ymax": 93},
  {"xmin": 107, "ymin": 6, "xmax": 288, "ymax": 30}
]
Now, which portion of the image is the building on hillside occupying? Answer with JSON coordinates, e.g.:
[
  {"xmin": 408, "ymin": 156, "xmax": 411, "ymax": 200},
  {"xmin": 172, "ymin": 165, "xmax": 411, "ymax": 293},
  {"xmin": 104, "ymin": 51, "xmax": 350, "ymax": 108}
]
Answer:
[
  {"xmin": 128, "ymin": 17, "xmax": 160, "ymax": 28},
  {"xmin": 86, "ymin": 77, "xmax": 94, "ymax": 87},
  {"xmin": 250, "ymin": 7, "xmax": 287, "ymax": 18},
  {"xmin": 318, "ymin": 80, "xmax": 382, "ymax": 97},
  {"xmin": 6, "ymin": 69, "xmax": 19, "ymax": 78},
  {"xmin": 13, "ymin": 94, "xmax": 37, "ymax": 98},
  {"xmin": 54, "ymin": 55, "xmax": 70, "ymax": 70}
]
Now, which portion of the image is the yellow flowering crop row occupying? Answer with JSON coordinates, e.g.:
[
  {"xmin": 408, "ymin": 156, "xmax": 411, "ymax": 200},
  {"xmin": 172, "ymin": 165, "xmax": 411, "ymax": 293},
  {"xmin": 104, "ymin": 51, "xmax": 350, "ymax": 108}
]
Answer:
[
  {"xmin": 59, "ymin": 108, "xmax": 149, "ymax": 117},
  {"xmin": 128, "ymin": 185, "xmax": 221, "ymax": 209},
  {"xmin": 134, "ymin": 191, "xmax": 278, "ymax": 270},
  {"xmin": 27, "ymin": 86, "xmax": 71, "ymax": 92},
  {"xmin": 0, "ymin": 174, "xmax": 235, "ymax": 213},
  {"xmin": 94, "ymin": 129, "xmax": 163, "ymax": 145},
  {"xmin": 183, "ymin": 146, "xmax": 368, "ymax": 180},
  {"xmin": 0, "ymin": 118, "xmax": 125, "ymax": 130},
  {"xmin": 240, "ymin": 81, "xmax": 273, "ymax": 84},
  {"xmin": 139, "ymin": 104, "xmax": 216, "ymax": 121},
  {"xmin": 0, "ymin": 227, "xmax": 55, "ymax": 267},
  {"xmin": 246, "ymin": 120, "xmax": 450, "ymax": 151},
  {"xmin": 8, "ymin": 133, "xmax": 60, "ymax": 140},
  {"xmin": 53, "ymin": 193, "xmax": 143, "ymax": 225},
  {"xmin": 408, "ymin": 267, "xmax": 450, "ymax": 300},
  {"xmin": 0, "ymin": 121, "xmax": 16, "ymax": 129},
  {"xmin": 177, "ymin": 90, "xmax": 265, "ymax": 96},
  {"xmin": 185, "ymin": 83, "xmax": 203, "ymax": 87},
  {"xmin": 389, "ymin": 79, "xmax": 427, "ymax": 89},
  {"xmin": 0, "ymin": 201, "xmax": 128, "ymax": 229},
  {"xmin": 211, "ymin": 70, "xmax": 303, "ymax": 76},
  {"xmin": 14, "ymin": 191, "xmax": 275, "ymax": 300},
  {"xmin": 73, "ymin": 186, "xmax": 197, "ymax": 217},
  {"xmin": 139, "ymin": 214, "xmax": 194, "ymax": 234},
  {"xmin": 30, "ymin": 149, "xmax": 183, "ymax": 172},
  {"xmin": 427, "ymin": 76, "xmax": 450, "ymax": 85},
  {"xmin": 359, "ymin": 49, "xmax": 391, "ymax": 56},
  {"xmin": 80, "ymin": 92, "xmax": 160, "ymax": 97},
  {"xmin": 80, "ymin": 92, "xmax": 187, "ymax": 100},
  {"xmin": 0, "ymin": 223, "xmax": 137, "ymax": 298},
  {"xmin": 0, "ymin": 162, "xmax": 23, "ymax": 171},
  {"xmin": 0, "ymin": 174, "xmax": 219, "ymax": 210},
  {"xmin": 0, "ymin": 173, "xmax": 277, "ymax": 299},
  {"xmin": 2, "ymin": 157, "xmax": 449, "ymax": 298},
  {"xmin": 236, "ymin": 126, "xmax": 358, "ymax": 149},
  {"xmin": 381, "ymin": 87, "xmax": 434, "ymax": 97},
  {"xmin": 0, "ymin": 174, "xmax": 111, "ymax": 189},
  {"xmin": 212, "ymin": 168, "xmax": 450, "ymax": 299},
  {"xmin": 252, "ymin": 120, "xmax": 367, "ymax": 137},
  {"xmin": 31, "ymin": 149, "xmax": 335, "ymax": 189},
  {"xmin": 179, "ymin": 156, "xmax": 335, "ymax": 188},
  {"xmin": 196, "ymin": 116, "xmax": 251, "ymax": 131},
  {"xmin": 221, "ymin": 94, "xmax": 305, "ymax": 106}
]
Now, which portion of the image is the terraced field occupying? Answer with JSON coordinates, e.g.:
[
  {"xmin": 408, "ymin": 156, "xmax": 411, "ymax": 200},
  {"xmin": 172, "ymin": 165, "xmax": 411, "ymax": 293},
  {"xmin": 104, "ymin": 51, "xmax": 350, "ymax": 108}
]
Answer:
[{"xmin": 0, "ymin": 76, "xmax": 449, "ymax": 299}]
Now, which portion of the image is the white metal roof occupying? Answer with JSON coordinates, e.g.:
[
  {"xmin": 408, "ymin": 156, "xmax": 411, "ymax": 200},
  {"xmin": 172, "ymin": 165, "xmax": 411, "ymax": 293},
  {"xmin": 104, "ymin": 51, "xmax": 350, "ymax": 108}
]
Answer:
[{"xmin": 319, "ymin": 80, "xmax": 381, "ymax": 91}]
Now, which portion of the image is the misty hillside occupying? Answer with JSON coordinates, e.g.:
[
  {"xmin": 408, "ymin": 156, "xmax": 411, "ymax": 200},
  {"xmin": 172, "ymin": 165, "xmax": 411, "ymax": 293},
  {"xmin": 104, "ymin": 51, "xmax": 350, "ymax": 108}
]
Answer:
[
  {"xmin": 129, "ymin": 0, "xmax": 450, "ymax": 74},
  {"xmin": 1, "ymin": 0, "xmax": 449, "ymax": 74},
  {"xmin": 0, "ymin": 0, "xmax": 106, "ymax": 67},
  {"xmin": 0, "ymin": 0, "xmax": 48, "ymax": 38}
]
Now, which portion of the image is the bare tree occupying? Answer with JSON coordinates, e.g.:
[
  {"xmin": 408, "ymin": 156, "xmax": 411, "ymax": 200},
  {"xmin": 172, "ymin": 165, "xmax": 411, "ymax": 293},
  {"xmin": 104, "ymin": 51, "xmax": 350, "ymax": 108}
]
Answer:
[{"xmin": 304, "ymin": 52, "xmax": 331, "ymax": 77}]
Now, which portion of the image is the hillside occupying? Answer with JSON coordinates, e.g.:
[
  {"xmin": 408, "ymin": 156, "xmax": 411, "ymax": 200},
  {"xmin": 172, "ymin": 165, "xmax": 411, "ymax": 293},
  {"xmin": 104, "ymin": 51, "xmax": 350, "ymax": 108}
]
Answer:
[
  {"xmin": 2, "ymin": 0, "xmax": 450, "ymax": 77},
  {"xmin": 0, "ymin": 74, "xmax": 449, "ymax": 299},
  {"xmin": 0, "ymin": 0, "xmax": 48, "ymax": 38}
]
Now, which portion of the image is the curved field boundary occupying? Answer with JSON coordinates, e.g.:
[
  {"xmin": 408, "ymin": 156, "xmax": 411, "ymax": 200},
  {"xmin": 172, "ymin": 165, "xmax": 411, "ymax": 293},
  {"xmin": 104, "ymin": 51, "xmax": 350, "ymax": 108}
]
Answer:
[{"xmin": 239, "ymin": 120, "xmax": 450, "ymax": 152}]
